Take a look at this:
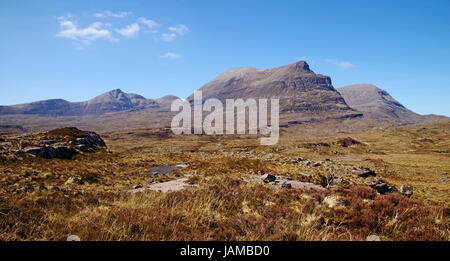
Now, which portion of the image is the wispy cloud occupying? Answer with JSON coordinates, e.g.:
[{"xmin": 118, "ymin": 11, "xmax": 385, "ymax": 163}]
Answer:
[
  {"xmin": 56, "ymin": 16, "xmax": 118, "ymax": 44},
  {"xmin": 93, "ymin": 10, "xmax": 132, "ymax": 18},
  {"xmin": 325, "ymin": 59, "xmax": 355, "ymax": 69},
  {"xmin": 160, "ymin": 24, "xmax": 189, "ymax": 42},
  {"xmin": 137, "ymin": 17, "xmax": 160, "ymax": 33},
  {"xmin": 160, "ymin": 52, "xmax": 182, "ymax": 59},
  {"xmin": 168, "ymin": 24, "xmax": 189, "ymax": 35},
  {"xmin": 116, "ymin": 23, "xmax": 140, "ymax": 38},
  {"xmin": 161, "ymin": 33, "xmax": 177, "ymax": 42}
]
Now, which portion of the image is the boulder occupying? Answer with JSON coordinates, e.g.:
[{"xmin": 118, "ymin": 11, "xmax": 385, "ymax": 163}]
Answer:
[
  {"xmin": 54, "ymin": 146, "xmax": 76, "ymax": 159},
  {"xmin": 281, "ymin": 182, "xmax": 292, "ymax": 189},
  {"xmin": 67, "ymin": 235, "xmax": 81, "ymax": 241},
  {"xmin": 24, "ymin": 147, "xmax": 56, "ymax": 159},
  {"xmin": 76, "ymin": 137, "xmax": 90, "ymax": 145},
  {"xmin": 352, "ymin": 167, "xmax": 376, "ymax": 177},
  {"xmin": 366, "ymin": 177, "xmax": 392, "ymax": 194},
  {"xmin": 76, "ymin": 144, "xmax": 90, "ymax": 152},
  {"xmin": 24, "ymin": 146, "xmax": 75, "ymax": 159},
  {"xmin": 398, "ymin": 184, "xmax": 413, "ymax": 197},
  {"xmin": 86, "ymin": 132, "xmax": 106, "ymax": 147},
  {"xmin": 366, "ymin": 235, "xmax": 381, "ymax": 241},
  {"xmin": 312, "ymin": 162, "xmax": 322, "ymax": 167},
  {"xmin": 146, "ymin": 166, "xmax": 177, "ymax": 175},
  {"xmin": 263, "ymin": 174, "xmax": 277, "ymax": 183}
]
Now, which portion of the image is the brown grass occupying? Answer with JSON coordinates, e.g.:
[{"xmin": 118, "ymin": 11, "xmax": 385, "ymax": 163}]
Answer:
[{"xmin": 0, "ymin": 121, "xmax": 449, "ymax": 241}]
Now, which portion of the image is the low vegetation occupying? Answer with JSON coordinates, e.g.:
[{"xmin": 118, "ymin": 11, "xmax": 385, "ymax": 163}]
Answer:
[{"xmin": 0, "ymin": 121, "xmax": 449, "ymax": 241}]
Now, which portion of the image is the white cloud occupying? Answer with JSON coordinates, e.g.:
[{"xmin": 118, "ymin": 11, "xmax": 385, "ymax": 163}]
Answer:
[
  {"xmin": 159, "ymin": 24, "xmax": 189, "ymax": 42},
  {"xmin": 161, "ymin": 32, "xmax": 177, "ymax": 42},
  {"xmin": 160, "ymin": 52, "xmax": 182, "ymax": 59},
  {"xmin": 94, "ymin": 10, "xmax": 132, "ymax": 18},
  {"xmin": 137, "ymin": 17, "xmax": 160, "ymax": 31},
  {"xmin": 116, "ymin": 23, "xmax": 140, "ymax": 38},
  {"xmin": 168, "ymin": 24, "xmax": 189, "ymax": 35},
  {"xmin": 56, "ymin": 16, "xmax": 118, "ymax": 44},
  {"xmin": 325, "ymin": 59, "xmax": 355, "ymax": 69}
]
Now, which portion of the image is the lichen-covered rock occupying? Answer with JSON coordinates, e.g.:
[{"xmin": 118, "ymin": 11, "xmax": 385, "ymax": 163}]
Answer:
[{"xmin": 398, "ymin": 184, "xmax": 413, "ymax": 197}]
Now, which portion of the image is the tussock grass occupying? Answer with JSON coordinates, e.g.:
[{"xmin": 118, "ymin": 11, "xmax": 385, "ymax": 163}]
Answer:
[{"xmin": 0, "ymin": 121, "xmax": 449, "ymax": 241}]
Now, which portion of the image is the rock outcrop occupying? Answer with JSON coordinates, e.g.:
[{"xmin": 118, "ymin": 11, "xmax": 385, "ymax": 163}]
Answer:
[{"xmin": 22, "ymin": 127, "xmax": 107, "ymax": 159}]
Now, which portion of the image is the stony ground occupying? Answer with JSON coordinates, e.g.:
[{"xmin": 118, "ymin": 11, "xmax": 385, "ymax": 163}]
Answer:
[{"xmin": 0, "ymin": 121, "xmax": 449, "ymax": 241}]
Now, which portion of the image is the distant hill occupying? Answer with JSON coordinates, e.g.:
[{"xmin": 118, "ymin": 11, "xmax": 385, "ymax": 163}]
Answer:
[
  {"xmin": 0, "ymin": 89, "xmax": 178, "ymax": 116},
  {"xmin": 337, "ymin": 84, "xmax": 447, "ymax": 124}
]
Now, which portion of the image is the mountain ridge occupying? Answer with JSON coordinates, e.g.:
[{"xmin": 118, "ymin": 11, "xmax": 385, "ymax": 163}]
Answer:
[
  {"xmin": 336, "ymin": 83, "xmax": 447, "ymax": 124},
  {"xmin": 0, "ymin": 89, "xmax": 179, "ymax": 116},
  {"xmin": 187, "ymin": 61, "xmax": 355, "ymax": 120}
]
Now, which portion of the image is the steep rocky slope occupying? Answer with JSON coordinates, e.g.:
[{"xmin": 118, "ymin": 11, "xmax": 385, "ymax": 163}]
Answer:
[
  {"xmin": 187, "ymin": 61, "xmax": 356, "ymax": 119},
  {"xmin": 337, "ymin": 84, "xmax": 447, "ymax": 124}
]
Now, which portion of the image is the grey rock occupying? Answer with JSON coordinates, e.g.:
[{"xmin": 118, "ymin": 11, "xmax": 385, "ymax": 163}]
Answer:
[
  {"xmin": 76, "ymin": 137, "xmax": 90, "ymax": 145},
  {"xmin": 54, "ymin": 146, "xmax": 76, "ymax": 159},
  {"xmin": 366, "ymin": 235, "xmax": 381, "ymax": 241},
  {"xmin": 263, "ymin": 174, "xmax": 277, "ymax": 183},
  {"xmin": 146, "ymin": 166, "xmax": 177, "ymax": 175},
  {"xmin": 67, "ymin": 235, "xmax": 81, "ymax": 241},
  {"xmin": 24, "ymin": 147, "xmax": 56, "ymax": 159},
  {"xmin": 367, "ymin": 177, "xmax": 392, "ymax": 194},
  {"xmin": 86, "ymin": 132, "xmax": 106, "ymax": 147},
  {"xmin": 24, "ymin": 146, "xmax": 75, "ymax": 159},
  {"xmin": 282, "ymin": 182, "xmax": 292, "ymax": 189},
  {"xmin": 76, "ymin": 144, "xmax": 90, "ymax": 152},
  {"xmin": 398, "ymin": 184, "xmax": 413, "ymax": 197},
  {"xmin": 37, "ymin": 139, "xmax": 61, "ymax": 145},
  {"xmin": 352, "ymin": 167, "xmax": 376, "ymax": 177},
  {"xmin": 312, "ymin": 162, "xmax": 322, "ymax": 167}
]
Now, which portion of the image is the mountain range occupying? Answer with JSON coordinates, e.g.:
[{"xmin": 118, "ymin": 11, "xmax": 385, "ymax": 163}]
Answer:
[
  {"xmin": 0, "ymin": 61, "xmax": 446, "ymax": 132},
  {"xmin": 0, "ymin": 89, "xmax": 178, "ymax": 116}
]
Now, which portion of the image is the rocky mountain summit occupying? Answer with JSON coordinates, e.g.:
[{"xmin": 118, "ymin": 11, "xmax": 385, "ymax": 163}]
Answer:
[
  {"xmin": 187, "ymin": 61, "xmax": 355, "ymax": 117},
  {"xmin": 0, "ymin": 89, "xmax": 179, "ymax": 116}
]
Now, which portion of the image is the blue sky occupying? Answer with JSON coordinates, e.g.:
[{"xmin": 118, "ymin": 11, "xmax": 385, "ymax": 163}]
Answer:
[{"xmin": 0, "ymin": 0, "xmax": 449, "ymax": 116}]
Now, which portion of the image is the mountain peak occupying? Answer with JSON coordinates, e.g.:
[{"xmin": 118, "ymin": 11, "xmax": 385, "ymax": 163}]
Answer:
[
  {"xmin": 292, "ymin": 60, "xmax": 311, "ymax": 71},
  {"xmin": 188, "ymin": 60, "xmax": 353, "ymax": 116},
  {"xmin": 337, "ymin": 83, "xmax": 418, "ymax": 121},
  {"xmin": 107, "ymin": 89, "xmax": 124, "ymax": 97}
]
